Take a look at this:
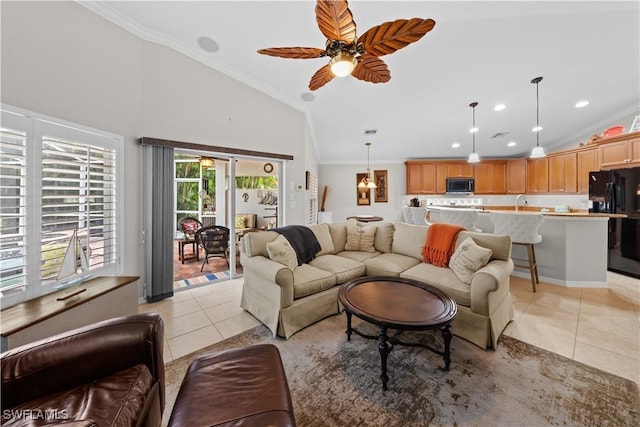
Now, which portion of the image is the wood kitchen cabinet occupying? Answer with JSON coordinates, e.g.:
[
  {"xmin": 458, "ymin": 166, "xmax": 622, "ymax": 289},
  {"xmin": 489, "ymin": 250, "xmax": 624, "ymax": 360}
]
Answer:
[
  {"xmin": 548, "ymin": 152, "xmax": 577, "ymax": 193},
  {"xmin": 576, "ymin": 147, "xmax": 598, "ymax": 193},
  {"xmin": 598, "ymin": 132, "xmax": 640, "ymax": 169},
  {"xmin": 526, "ymin": 157, "xmax": 548, "ymax": 193},
  {"xmin": 405, "ymin": 162, "xmax": 438, "ymax": 194},
  {"xmin": 506, "ymin": 158, "xmax": 527, "ymax": 194},
  {"xmin": 436, "ymin": 163, "xmax": 447, "ymax": 194},
  {"xmin": 474, "ymin": 161, "xmax": 506, "ymax": 194},
  {"xmin": 445, "ymin": 162, "xmax": 474, "ymax": 178}
]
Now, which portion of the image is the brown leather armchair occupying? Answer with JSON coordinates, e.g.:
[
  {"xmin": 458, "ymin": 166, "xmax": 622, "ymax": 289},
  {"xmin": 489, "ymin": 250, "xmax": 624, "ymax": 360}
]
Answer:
[{"xmin": 1, "ymin": 313, "xmax": 164, "ymax": 427}]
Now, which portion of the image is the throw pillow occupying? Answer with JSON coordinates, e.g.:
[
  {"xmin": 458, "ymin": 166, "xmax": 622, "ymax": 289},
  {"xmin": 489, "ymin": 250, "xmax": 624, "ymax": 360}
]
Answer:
[
  {"xmin": 182, "ymin": 221, "xmax": 198, "ymax": 237},
  {"xmin": 344, "ymin": 219, "xmax": 377, "ymax": 253},
  {"xmin": 449, "ymin": 237, "xmax": 493, "ymax": 284},
  {"xmin": 266, "ymin": 235, "xmax": 297, "ymax": 270},
  {"xmin": 235, "ymin": 216, "xmax": 246, "ymax": 230}
]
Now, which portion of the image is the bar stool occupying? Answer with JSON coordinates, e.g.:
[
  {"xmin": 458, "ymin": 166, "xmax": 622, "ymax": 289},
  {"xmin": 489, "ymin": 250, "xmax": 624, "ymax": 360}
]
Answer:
[
  {"xmin": 490, "ymin": 212, "xmax": 544, "ymax": 292},
  {"xmin": 428, "ymin": 207, "xmax": 482, "ymax": 232}
]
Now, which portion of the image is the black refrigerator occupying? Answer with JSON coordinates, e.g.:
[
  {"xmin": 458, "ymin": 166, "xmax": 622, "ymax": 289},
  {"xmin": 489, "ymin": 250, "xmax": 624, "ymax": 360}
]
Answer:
[{"xmin": 589, "ymin": 167, "xmax": 640, "ymax": 279}]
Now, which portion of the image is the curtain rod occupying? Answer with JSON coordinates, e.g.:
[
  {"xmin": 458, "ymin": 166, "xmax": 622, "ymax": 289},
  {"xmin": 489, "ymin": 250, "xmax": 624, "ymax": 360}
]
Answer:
[{"xmin": 139, "ymin": 137, "xmax": 294, "ymax": 161}]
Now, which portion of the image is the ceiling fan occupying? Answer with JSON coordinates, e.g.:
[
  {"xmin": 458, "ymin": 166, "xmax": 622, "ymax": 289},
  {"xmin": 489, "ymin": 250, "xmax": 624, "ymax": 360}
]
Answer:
[{"xmin": 257, "ymin": 0, "xmax": 436, "ymax": 91}]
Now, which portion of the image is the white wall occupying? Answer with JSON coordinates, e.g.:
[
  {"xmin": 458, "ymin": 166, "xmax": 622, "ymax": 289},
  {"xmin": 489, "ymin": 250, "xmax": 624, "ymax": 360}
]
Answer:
[
  {"xmin": 1, "ymin": 1, "xmax": 314, "ymax": 299},
  {"xmin": 318, "ymin": 162, "xmax": 406, "ymax": 224}
]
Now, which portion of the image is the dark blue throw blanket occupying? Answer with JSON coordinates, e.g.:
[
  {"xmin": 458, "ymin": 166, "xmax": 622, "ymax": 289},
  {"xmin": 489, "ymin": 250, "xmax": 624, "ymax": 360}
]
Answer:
[{"xmin": 272, "ymin": 225, "xmax": 321, "ymax": 265}]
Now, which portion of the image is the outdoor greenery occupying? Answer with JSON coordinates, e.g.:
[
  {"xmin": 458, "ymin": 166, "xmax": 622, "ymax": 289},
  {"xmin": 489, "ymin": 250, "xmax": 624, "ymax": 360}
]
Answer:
[{"xmin": 236, "ymin": 176, "xmax": 278, "ymax": 189}]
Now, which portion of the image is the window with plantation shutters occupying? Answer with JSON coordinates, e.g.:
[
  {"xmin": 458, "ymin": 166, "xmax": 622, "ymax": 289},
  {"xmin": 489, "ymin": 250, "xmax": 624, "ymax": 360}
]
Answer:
[
  {"xmin": 0, "ymin": 106, "xmax": 122, "ymax": 307},
  {"xmin": 40, "ymin": 135, "xmax": 117, "ymax": 282},
  {"xmin": 0, "ymin": 111, "xmax": 28, "ymax": 297},
  {"xmin": 307, "ymin": 171, "xmax": 318, "ymax": 225}
]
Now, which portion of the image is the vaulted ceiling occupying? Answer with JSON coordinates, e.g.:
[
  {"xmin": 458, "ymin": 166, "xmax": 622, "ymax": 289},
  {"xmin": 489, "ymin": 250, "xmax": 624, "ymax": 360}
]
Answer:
[{"xmin": 81, "ymin": 1, "xmax": 639, "ymax": 164}]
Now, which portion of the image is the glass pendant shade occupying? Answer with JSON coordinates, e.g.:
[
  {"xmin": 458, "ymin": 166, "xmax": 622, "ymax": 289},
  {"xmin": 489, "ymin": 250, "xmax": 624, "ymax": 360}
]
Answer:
[
  {"xmin": 530, "ymin": 145, "xmax": 545, "ymax": 158},
  {"xmin": 468, "ymin": 151, "xmax": 480, "ymax": 163}
]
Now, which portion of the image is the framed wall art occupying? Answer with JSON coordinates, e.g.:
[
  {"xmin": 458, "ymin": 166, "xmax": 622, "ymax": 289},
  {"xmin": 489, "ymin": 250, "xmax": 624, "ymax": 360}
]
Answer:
[
  {"xmin": 356, "ymin": 173, "xmax": 371, "ymax": 205},
  {"xmin": 374, "ymin": 170, "xmax": 388, "ymax": 203}
]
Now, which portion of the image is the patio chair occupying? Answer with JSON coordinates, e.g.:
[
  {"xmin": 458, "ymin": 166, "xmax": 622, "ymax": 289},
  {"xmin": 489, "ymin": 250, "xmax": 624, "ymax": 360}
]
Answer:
[
  {"xmin": 195, "ymin": 225, "xmax": 230, "ymax": 271},
  {"xmin": 178, "ymin": 216, "xmax": 202, "ymax": 238}
]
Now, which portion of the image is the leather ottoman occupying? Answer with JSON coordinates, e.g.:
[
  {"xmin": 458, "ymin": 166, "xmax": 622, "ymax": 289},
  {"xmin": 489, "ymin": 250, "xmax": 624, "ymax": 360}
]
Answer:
[{"xmin": 168, "ymin": 343, "xmax": 296, "ymax": 426}]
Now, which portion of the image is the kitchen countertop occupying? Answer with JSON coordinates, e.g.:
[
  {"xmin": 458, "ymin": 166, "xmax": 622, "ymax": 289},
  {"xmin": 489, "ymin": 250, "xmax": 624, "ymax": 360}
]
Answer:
[
  {"xmin": 423, "ymin": 205, "xmax": 626, "ymax": 218},
  {"xmin": 478, "ymin": 206, "xmax": 626, "ymax": 218}
]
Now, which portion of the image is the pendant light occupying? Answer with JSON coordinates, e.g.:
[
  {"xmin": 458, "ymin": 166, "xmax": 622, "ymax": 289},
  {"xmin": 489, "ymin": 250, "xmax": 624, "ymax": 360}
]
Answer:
[
  {"xmin": 530, "ymin": 76, "xmax": 546, "ymax": 158},
  {"xmin": 468, "ymin": 102, "xmax": 480, "ymax": 163},
  {"xmin": 199, "ymin": 156, "xmax": 214, "ymax": 169},
  {"xmin": 357, "ymin": 142, "xmax": 377, "ymax": 189}
]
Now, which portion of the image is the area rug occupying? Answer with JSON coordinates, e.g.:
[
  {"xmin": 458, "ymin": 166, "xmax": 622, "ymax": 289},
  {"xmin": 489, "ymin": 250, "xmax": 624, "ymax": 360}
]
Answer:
[
  {"xmin": 172, "ymin": 270, "xmax": 230, "ymax": 288},
  {"xmin": 163, "ymin": 315, "xmax": 639, "ymax": 426}
]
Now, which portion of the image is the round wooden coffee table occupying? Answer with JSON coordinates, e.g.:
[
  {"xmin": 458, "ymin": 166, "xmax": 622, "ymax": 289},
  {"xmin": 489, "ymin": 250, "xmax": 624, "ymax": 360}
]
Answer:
[{"xmin": 338, "ymin": 276, "xmax": 457, "ymax": 391}]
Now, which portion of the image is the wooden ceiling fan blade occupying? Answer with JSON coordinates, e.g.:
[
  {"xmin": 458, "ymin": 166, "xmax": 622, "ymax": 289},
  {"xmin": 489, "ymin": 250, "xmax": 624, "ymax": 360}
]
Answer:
[
  {"xmin": 257, "ymin": 47, "xmax": 326, "ymax": 59},
  {"xmin": 352, "ymin": 55, "xmax": 390, "ymax": 84},
  {"xmin": 309, "ymin": 64, "xmax": 335, "ymax": 91},
  {"xmin": 358, "ymin": 18, "xmax": 436, "ymax": 57},
  {"xmin": 315, "ymin": 0, "xmax": 357, "ymax": 43}
]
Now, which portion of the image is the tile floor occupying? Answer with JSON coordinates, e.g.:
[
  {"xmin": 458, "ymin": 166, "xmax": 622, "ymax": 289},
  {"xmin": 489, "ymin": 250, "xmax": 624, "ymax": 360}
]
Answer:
[{"xmin": 138, "ymin": 272, "xmax": 639, "ymax": 384}]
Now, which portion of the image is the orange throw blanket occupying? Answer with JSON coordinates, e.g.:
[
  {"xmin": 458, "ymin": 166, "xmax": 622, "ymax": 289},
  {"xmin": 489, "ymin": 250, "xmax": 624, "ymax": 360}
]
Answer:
[{"xmin": 422, "ymin": 223, "xmax": 465, "ymax": 267}]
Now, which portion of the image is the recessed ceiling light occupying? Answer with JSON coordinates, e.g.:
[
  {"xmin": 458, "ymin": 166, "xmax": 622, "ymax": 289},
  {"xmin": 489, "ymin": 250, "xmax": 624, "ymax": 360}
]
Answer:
[
  {"xmin": 452, "ymin": 142, "xmax": 460, "ymax": 148},
  {"xmin": 532, "ymin": 126, "xmax": 543, "ymax": 132},
  {"xmin": 494, "ymin": 104, "xmax": 506, "ymax": 111},
  {"xmin": 507, "ymin": 141, "xmax": 517, "ymax": 147},
  {"xmin": 300, "ymin": 92, "xmax": 315, "ymax": 102},
  {"xmin": 575, "ymin": 100, "xmax": 589, "ymax": 108},
  {"xmin": 469, "ymin": 127, "xmax": 479, "ymax": 133},
  {"xmin": 197, "ymin": 36, "xmax": 219, "ymax": 53}
]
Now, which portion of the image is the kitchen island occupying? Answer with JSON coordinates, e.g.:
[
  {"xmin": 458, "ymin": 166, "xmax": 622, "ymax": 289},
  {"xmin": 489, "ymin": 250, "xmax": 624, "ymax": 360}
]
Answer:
[{"xmin": 475, "ymin": 211, "xmax": 616, "ymax": 287}]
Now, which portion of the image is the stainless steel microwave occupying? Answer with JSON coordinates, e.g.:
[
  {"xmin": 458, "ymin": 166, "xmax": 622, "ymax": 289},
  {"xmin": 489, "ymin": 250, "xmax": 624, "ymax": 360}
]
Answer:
[{"xmin": 446, "ymin": 177, "xmax": 475, "ymax": 194}]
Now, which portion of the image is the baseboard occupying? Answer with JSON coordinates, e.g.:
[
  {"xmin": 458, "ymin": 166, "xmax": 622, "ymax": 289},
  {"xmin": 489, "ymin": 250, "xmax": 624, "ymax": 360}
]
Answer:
[{"xmin": 510, "ymin": 271, "xmax": 607, "ymax": 288}]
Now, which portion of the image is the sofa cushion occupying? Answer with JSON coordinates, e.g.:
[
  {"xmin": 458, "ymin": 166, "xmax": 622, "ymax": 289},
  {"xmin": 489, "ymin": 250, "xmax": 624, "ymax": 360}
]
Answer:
[
  {"xmin": 364, "ymin": 252, "xmax": 421, "ymax": 277},
  {"xmin": 3, "ymin": 364, "xmax": 155, "ymax": 427},
  {"xmin": 391, "ymin": 222, "xmax": 429, "ymax": 260},
  {"xmin": 374, "ymin": 222, "xmax": 394, "ymax": 253},
  {"xmin": 309, "ymin": 254, "xmax": 366, "ymax": 284},
  {"xmin": 327, "ymin": 223, "xmax": 348, "ymax": 253},
  {"xmin": 293, "ymin": 264, "xmax": 337, "ymax": 299},
  {"xmin": 457, "ymin": 231, "xmax": 511, "ymax": 261},
  {"xmin": 400, "ymin": 263, "xmax": 472, "ymax": 307},
  {"xmin": 449, "ymin": 237, "xmax": 493, "ymax": 284},
  {"xmin": 336, "ymin": 250, "xmax": 381, "ymax": 263},
  {"xmin": 309, "ymin": 223, "xmax": 335, "ymax": 256},
  {"xmin": 266, "ymin": 235, "xmax": 298, "ymax": 270},
  {"xmin": 345, "ymin": 219, "xmax": 377, "ymax": 252},
  {"xmin": 243, "ymin": 231, "xmax": 279, "ymax": 257}
]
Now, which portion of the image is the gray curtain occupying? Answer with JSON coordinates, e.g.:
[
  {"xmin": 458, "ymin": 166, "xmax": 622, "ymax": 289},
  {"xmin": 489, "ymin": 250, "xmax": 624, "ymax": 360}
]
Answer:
[{"xmin": 147, "ymin": 145, "xmax": 174, "ymax": 302}]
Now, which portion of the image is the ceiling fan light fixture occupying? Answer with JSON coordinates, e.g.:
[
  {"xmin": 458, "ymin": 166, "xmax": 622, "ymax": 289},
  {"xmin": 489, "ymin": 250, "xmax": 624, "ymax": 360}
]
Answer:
[{"xmin": 329, "ymin": 52, "xmax": 357, "ymax": 77}]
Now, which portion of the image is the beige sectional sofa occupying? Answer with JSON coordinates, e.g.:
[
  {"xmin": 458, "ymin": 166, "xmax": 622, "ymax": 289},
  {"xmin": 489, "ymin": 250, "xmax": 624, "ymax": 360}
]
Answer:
[{"xmin": 239, "ymin": 221, "xmax": 514, "ymax": 349}]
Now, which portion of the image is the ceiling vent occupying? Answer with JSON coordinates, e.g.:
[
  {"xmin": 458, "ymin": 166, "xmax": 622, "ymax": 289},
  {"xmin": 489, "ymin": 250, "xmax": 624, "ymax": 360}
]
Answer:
[
  {"xmin": 364, "ymin": 129, "xmax": 377, "ymax": 135},
  {"xmin": 491, "ymin": 132, "xmax": 509, "ymax": 139}
]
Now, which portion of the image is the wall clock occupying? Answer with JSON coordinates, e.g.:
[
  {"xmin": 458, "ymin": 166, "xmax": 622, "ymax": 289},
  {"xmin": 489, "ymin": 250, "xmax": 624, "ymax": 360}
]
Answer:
[{"xmin": 263, "ymin": 163, "xmax": 274, "ymax": 173}]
